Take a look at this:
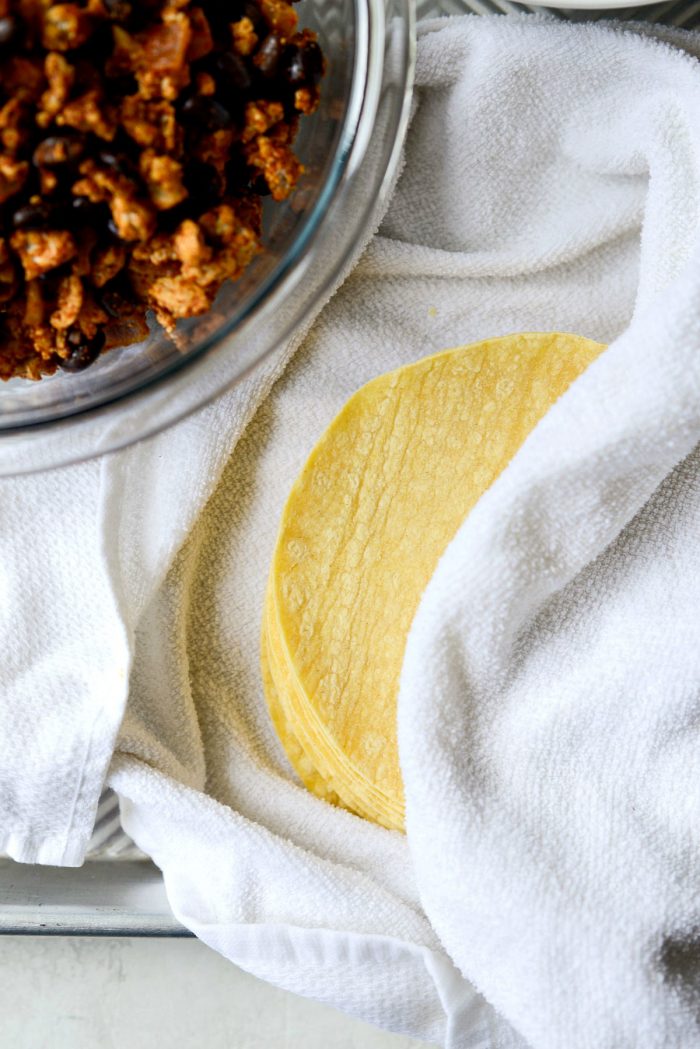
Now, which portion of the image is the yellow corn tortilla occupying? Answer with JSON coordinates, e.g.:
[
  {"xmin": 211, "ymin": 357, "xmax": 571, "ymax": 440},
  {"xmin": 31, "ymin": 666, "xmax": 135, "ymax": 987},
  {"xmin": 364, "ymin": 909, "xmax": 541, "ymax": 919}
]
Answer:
[
  {"xmin": 263, "ymin": 576, "xmax": 400, "ymax": 827},
  {"xmin": 262, "ymin": 332, "xmax": 605, "ymax": 829}
]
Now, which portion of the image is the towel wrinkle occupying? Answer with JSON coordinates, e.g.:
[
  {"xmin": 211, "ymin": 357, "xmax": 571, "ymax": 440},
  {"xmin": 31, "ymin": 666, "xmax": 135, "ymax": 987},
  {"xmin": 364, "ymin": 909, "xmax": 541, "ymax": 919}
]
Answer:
[{"xmin": 2, "ymin": 15, "xmax": 700, "ymax": 1048}]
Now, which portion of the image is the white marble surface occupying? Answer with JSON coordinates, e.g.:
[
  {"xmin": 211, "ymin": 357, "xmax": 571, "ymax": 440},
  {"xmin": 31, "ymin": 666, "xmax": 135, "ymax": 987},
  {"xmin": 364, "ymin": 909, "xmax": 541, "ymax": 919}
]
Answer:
[{"xmin": 0, "ymin": 936, "xmax": 434, "ymax": 1048}]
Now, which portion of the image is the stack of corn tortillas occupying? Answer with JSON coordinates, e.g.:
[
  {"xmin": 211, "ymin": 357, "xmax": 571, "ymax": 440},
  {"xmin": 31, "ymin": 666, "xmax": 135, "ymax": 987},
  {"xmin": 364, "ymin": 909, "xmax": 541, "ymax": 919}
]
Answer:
[{"xmin": 261, "ymin": 332, "xmax": 604, "ymax": 830}]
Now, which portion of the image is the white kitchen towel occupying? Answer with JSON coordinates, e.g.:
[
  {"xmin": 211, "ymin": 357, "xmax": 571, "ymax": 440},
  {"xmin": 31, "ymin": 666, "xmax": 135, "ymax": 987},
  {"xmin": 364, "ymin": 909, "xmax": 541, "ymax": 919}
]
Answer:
[
  {"xmin": 3, "ymin": 12, "xmax": 700, "ymax": 1049},
  {"xmin": 395, "ymin": 23, "xmax": 700, "ymax": 1049}
]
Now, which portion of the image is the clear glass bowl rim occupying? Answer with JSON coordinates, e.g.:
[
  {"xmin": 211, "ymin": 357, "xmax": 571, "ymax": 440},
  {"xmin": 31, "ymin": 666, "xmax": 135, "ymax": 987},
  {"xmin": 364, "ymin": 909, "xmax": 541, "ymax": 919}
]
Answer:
[{"xmin": 0, "ymin": 0, "xmax": 416, "ymax": 475}]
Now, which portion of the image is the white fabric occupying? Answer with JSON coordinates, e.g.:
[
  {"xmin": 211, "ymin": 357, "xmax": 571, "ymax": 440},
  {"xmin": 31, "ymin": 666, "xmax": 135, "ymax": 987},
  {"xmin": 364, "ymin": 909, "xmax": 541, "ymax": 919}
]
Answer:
[{"xmin": 2, "ymin": 13, "xmax": 700, "ymax": 1048}]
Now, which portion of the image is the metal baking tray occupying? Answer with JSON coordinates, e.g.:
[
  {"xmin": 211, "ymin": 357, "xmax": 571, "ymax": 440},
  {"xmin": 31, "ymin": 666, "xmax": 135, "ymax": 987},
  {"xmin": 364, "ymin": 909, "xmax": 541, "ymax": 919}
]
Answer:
[
  {"xmin": 2, "ymin": 0, "xmax": 698, "ymax": 937},
  {"xmin": 0, "ymin": 791, "xmax": 186, "ymax": 936},
  {"xmin": 0, "ymin": 859, "xmax": 187, "ymax": 937}
]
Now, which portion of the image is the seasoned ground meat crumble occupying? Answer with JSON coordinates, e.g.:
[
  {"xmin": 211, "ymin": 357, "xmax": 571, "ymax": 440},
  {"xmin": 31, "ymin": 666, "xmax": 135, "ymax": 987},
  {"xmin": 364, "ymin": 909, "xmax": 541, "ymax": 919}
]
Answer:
[{"xmin": 0, "ymin": 0, "xmax": 323, "ymax": 378}]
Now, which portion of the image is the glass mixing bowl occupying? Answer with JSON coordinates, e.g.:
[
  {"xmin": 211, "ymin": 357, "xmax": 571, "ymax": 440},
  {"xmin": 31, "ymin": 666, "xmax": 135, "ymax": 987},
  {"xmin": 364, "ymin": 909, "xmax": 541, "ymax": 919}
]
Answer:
[{"xmin": 0, "ymin": 0, "xmax": 415, "ymax": 475}]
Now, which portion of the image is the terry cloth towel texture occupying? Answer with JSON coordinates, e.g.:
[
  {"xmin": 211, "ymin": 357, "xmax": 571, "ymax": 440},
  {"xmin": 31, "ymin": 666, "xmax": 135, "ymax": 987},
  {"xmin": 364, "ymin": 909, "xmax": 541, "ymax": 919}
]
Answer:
[{"xmin": 3, "ymin": 14, "xmax": 700, "ymax": 1049}]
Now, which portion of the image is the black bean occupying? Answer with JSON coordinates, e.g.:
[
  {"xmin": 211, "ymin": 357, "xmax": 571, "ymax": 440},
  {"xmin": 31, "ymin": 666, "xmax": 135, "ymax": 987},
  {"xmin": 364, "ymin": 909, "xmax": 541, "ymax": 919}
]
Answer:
[
  {"xmin": 12, "ymin": 202, "xmax": 62, "ymax": 230},
  {"xmin": 280, "ymin": 41, "xmax": 324, "ymax": 88},
  {"xmin": 255, "ymin": 34, "xmax": 282, "ymax": 79},
  {"xmin": 180, "ymin": 96, "xmax": 233, "ymax": 132},
  {"xmin": 98, "ymin": 150, "xmax": 135, "ymax": 177},
  {"xmin": 33, "ymin": 135, "xmax": 85, "ymax": 169},
  {"xmin": 280, "ymin": 45, "xmax": 305, "ymax": 88},
  {"xmin": 301, "ymin": 40, "xmax": 324, "ymax": 86},
  {"xmin": 58, "ymin": 327, "xmax": 106, "ymax": 372},
  {"xmin": 0, "ymin": 15, "xmax": 21, "ymax": 49},
  {"xmin": 210, "ymin": 50, "xmax": 252, "ymax": 94}
]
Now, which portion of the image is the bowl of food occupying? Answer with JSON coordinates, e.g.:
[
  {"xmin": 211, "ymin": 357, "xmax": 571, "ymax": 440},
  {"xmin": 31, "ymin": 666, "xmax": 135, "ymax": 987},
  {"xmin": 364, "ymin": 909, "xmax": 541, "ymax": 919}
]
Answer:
[{"xmin": 0, "ymin": 0, "xmax": 414, "ymax": 475}]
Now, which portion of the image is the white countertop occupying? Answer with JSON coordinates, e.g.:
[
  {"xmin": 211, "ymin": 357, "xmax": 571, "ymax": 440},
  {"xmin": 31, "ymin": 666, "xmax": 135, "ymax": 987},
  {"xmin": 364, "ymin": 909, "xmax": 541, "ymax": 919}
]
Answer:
[{"xmin": 0, "ymin": 935, "xmax": 433, "ymax": 1049}]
